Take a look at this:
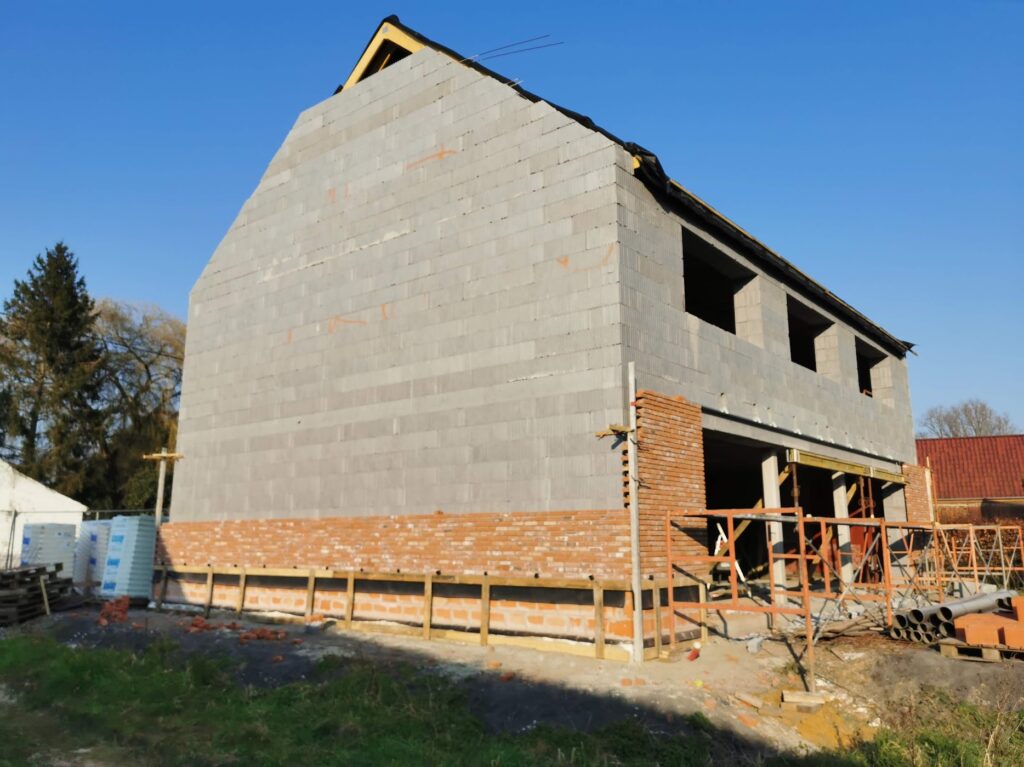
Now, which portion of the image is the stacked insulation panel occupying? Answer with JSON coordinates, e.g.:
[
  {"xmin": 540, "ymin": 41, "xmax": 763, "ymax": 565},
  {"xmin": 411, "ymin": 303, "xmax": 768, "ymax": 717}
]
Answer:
[
  {"xmin": 73, "ymin": 520, "xmax": 112, "ymax": 591},
  {"xmin": 20, "ymin": 523, "xmax": 76, "ymax": 573},
  {"xmin": 99, "ymin": 515, "xmax": 156, "ymax": 600}
]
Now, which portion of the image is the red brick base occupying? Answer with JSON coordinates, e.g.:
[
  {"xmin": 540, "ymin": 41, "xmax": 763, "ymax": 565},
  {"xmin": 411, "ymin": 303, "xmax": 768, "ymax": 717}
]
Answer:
[{"xmin": 157, "ymin": 509, "xmax": 638, "ymax": 642}]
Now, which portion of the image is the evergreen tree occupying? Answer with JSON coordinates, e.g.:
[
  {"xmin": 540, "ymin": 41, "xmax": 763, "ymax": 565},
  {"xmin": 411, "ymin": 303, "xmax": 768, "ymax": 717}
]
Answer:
[{"xmin": 0, "ymin": 242, "xmax": 105, "ymax": 498}]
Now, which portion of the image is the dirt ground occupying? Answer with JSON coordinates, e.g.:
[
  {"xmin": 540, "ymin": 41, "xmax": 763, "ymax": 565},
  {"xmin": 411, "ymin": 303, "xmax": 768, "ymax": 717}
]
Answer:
[{"xmin": 7, "ymin": 604, "xmax": 1024, "ymax": 758}]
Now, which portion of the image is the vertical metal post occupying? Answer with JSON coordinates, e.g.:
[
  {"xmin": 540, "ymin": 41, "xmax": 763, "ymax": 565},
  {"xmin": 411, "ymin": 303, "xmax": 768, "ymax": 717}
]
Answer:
[{"xmin": 627, "ymin": 361, "xmax": 644, "ymax": 663}]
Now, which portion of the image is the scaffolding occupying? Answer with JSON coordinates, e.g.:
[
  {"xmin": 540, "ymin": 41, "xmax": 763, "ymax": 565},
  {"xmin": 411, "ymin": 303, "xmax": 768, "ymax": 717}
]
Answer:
[{"xmin": 664, "ymin": 509, "xmax": 1024, "ymax": 692}]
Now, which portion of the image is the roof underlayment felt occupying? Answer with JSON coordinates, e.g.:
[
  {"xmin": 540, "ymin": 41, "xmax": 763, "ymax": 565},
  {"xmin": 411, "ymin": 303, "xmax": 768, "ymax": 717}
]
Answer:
[
  {"xmin": 917, "ymin": 435, "xmax": 1024, "ymax": 501},
  {"xmin": 338, "ymin": 16, "xmax": 914, "ymax": 358}
]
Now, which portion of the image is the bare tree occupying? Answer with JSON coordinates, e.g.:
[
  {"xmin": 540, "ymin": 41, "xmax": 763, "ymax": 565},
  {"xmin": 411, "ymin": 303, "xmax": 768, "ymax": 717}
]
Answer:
[{"xmin": 918, "ymin": 399, "xmax": 1019, "ymax": 438}]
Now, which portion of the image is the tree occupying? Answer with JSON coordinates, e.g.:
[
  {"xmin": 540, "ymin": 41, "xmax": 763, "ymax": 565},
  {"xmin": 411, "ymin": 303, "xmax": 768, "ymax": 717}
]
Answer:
[
  {"xmin": 88, "ymin": 300, "xmax": 185, "ymax": 509},
  {"xmin": 917, "ymin": 399, "xmax": 1019, "ymax": 438},
  {"xmin": 0, "ymin": 243, "xmax": 105, "ymax": 497}
]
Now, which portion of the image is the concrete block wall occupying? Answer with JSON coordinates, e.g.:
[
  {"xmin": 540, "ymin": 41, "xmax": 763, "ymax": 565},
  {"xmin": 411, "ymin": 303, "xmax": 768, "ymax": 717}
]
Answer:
[
  {"xmin": 172, "ymin": 48, "xmax": 628, "ymax": 521},
  {"xmin": 614, "ymin": 151, "xmax": 916, "ymax": 465}
]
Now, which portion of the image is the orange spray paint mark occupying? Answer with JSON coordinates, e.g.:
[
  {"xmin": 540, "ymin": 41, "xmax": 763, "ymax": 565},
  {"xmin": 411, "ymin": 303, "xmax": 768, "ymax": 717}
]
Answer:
[
  {"xmin": 380, "ymin": 303, "xmax": 390, "ymax": 320},
  {"xmin": 326, "ymin": 187, "xmax": 337, "ymax": 203},
  {"xmin": 556, "ymin": 256, "xmax": 571, "ymax": 270},
  {"xmin": 327, "ymin": 315, "xmax": 368, "ymax": 333},
  {"xmin": 404, "ymin": 145, "xmax": 458, "ymax": 172},
  {"xmin": 286, "ymin": 329, "xmax": 293, "ymax": 345}
]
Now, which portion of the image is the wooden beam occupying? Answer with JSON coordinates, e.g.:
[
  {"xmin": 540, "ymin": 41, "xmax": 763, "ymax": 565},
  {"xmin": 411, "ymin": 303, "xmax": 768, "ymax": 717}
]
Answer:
[
  {"xmin": 593, "ymin": 584, "xmax": 605, "ymax": 659},
  {"xmin": 786, "ymin": 448, "xmax": 904, "ymax": 485}
]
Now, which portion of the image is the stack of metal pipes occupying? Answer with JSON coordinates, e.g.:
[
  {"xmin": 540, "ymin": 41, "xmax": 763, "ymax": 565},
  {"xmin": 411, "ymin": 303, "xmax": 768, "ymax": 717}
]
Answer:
[{"xmin": 890, "ymin": 590, "xmax": 1017, "ymax": 644}]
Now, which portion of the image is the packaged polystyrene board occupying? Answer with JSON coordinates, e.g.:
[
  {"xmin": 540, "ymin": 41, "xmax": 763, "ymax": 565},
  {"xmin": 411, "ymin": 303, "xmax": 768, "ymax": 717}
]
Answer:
[
  {"xmin": 21, "ymin": 523, "xmax": 76, "ymax": 573},
  {"xmin": 73, "ymin": 520, "xmax": 112, "ymax": 588},
  {"xmin": 99, "ymin": 515, "xmax": 156, "ymax": 599}
]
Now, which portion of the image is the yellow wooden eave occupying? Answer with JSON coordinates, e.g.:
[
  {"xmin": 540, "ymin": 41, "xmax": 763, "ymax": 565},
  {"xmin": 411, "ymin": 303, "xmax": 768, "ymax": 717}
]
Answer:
[{"xmin": 342, "ymin": 21, "xmax": 426, "ymax": 92}]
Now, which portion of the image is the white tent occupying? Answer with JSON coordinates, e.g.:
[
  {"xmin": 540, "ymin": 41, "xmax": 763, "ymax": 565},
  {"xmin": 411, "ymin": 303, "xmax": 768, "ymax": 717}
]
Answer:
[{"xmin": 0, "ymin": 459, "xmax": 87, "ymax": 569}]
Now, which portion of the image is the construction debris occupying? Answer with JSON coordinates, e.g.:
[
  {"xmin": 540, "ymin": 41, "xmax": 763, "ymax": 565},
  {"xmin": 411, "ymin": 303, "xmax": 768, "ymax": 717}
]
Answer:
[
  {"xmin": 890, "ymin": 590, "xmax": 1018, "ymax": 646},
  {"xmin": 0, "ymin": 564, "xmax": 73, "ymax": 627}
]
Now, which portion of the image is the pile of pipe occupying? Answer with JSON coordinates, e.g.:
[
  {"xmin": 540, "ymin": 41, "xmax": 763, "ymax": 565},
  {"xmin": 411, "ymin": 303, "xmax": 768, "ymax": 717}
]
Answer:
[{"xmin": 891, "ymin": 590, "xmax": 1017, "ymax": 644}]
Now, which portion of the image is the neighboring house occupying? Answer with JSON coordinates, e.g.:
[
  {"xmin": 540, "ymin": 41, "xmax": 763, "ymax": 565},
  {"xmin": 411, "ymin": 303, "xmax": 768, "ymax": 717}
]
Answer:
[
  {"xmin": 917, "ymin": 435, "xmax": 1024, "ymax": 522},
  {"xmin": 163, "ymin": 17, "xmax": 933, "ymax": 641},
  {"xmin": 0, "ymin": 459, "xmax": 87, "ymax": 568}
]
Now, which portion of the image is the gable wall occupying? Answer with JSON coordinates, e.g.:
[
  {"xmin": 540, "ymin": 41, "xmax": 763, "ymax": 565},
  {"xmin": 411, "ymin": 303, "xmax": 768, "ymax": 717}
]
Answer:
[{"xmin": 172, "ymin": 49, "xmax": 628, "ymax": 521}]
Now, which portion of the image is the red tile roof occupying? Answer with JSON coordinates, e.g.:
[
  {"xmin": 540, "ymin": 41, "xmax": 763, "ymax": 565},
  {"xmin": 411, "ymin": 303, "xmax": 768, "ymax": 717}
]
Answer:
[{"xmin": 917, "ymin": 435, "xmax": 1024, "ymax": 500}]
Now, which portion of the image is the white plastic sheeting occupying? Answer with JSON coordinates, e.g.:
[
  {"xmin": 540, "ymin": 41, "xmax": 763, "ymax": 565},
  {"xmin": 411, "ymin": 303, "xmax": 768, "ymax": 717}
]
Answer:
[{"xmin": 1, "ymin": 459, "xmax": 86, "ymax": 568}]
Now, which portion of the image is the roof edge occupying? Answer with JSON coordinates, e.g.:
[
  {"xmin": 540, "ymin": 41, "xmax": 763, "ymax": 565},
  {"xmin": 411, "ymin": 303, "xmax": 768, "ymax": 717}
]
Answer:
[{"xmin": 339, "ymin": 16, "xmax": 914, "ymax": 358}]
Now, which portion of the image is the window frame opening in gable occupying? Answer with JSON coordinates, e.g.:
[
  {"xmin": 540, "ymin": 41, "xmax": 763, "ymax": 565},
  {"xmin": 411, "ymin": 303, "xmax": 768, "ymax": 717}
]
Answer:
[
  {"xmin": 855, "ymin": 338, "xmax": 886, "ymax": 397},
  {"xmin": 358, "ymin": 39, "xmax": 414, "ymax": 83},
  {"xmin": 682, "ymin": 229, "xmax": 755, "ymax": 336},
  {"xmin": 786, "ymin": 296, "xmax": 832, "ymax": 372}
]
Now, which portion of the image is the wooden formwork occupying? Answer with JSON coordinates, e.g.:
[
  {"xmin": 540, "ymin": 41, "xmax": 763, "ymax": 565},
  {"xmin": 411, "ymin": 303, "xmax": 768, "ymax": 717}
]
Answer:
[{"xmin": 153, "ymin": 564, "xmax": 681, "ymax": 663}]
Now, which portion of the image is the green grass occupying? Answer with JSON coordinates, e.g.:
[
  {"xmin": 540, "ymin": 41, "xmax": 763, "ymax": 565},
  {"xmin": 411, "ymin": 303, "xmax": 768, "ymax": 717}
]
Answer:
[
  {"xmin": 0, "ymin": 636, "xmax": 720, "ymax": 767},
  {"xmin": 0, "ymin": 636, "xmax": 1021, "ymax": 767}
]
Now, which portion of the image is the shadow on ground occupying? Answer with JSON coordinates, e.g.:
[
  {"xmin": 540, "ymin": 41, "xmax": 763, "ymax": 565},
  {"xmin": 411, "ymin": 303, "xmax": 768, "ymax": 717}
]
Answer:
[{"xmin": 21, "ymin": 607, "xmax": 863, "ymax": 766}]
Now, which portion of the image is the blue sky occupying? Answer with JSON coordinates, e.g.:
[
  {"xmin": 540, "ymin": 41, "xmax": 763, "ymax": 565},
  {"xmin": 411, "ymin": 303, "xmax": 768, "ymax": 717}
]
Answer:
[{"xmin": 1, "ymin": 2, "xmax": 1021, "ymax": 427}]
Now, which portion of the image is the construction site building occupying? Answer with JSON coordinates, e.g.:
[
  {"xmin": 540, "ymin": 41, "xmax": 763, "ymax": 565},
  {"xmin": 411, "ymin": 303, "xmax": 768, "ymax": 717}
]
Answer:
[{"xmin": 163, "ymin": 17, "xmax": 934, "ymax": 651}]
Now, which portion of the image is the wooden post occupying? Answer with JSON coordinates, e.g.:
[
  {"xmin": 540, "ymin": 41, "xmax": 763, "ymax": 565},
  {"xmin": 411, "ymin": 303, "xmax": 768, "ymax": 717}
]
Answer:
[
  {"xmin": 156, "ymin": 566, "xmax": 169, "ymax": 610},
  {"xmin": 698, "ymin": 580, "xmax": 709, "ymax": 643},
  {"xmin": 304, "ymin": 569, "xmax": 317, "ymax": 617},
  {"xmin": 142, "ymin": 449, "xmax": 184, "ymax": 528},
  {"xmin": 345, "ymin": 571, "xmax": 355, "ymax": 628},
  {"xmin": 236, "ymin": 568, "xmax": 247, "ymax": 614},
  {"xmin": 39, "ymin": 576, "xmax": 51, "ymax": 616},
  {"xmin": 480, "ymin": 576, "xmax": 491, "ymax": 646},
  {"xmin": 626, "ymin": 361, "xmax": 643, "ymax": 664},
  {"xmin": 593, "ymin": 584, "xmax": 606, "ymax": 659},
  {"xmin": 203, "ymin": 568, "xmax": 214, "ymax": 618},
  {"xmin": 794, "ymin": 511, "xmax": 816, "ymax": 694},
  {"xmin": 652, "ymin": 584, "xmax": 662, "ymax": 658},
  {"xmin": 422, "ymin": 574, "xmax": 433, "ymax": 640},
  {"xmin": 879, "ymin": 520, "xmax": 894, "ymax": 628},
  {"xmin": 154, "ymin": 447, "xmax": 168, "ymax": 526},
  {"xmin": 665, "ymin": 512, "xmax": 677, "ymax": 651}
]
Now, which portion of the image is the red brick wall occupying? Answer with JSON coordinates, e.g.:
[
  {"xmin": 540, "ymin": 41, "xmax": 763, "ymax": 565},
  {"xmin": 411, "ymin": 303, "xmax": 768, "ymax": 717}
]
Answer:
[
  {"xmin": 902, "ymin": 463, "xmax": 934, "ymax": 524},
  {"xmin": 633, "ymin": 390, "xmax": 707, "ymax": 578},
  {"xmin": 158, "ymin": 509, "xmax": 630, "ymax": 579}
]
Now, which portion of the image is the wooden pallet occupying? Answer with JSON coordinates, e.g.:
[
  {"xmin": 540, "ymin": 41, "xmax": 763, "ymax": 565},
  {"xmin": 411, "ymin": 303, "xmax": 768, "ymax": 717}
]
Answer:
[
  {"xmin": 0, "ymin": 564, "xmax": 73, "ymax": 627},
  {"xmin": 939, "ymin": 638, "xmax": 1024, "ymax": 663}
]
